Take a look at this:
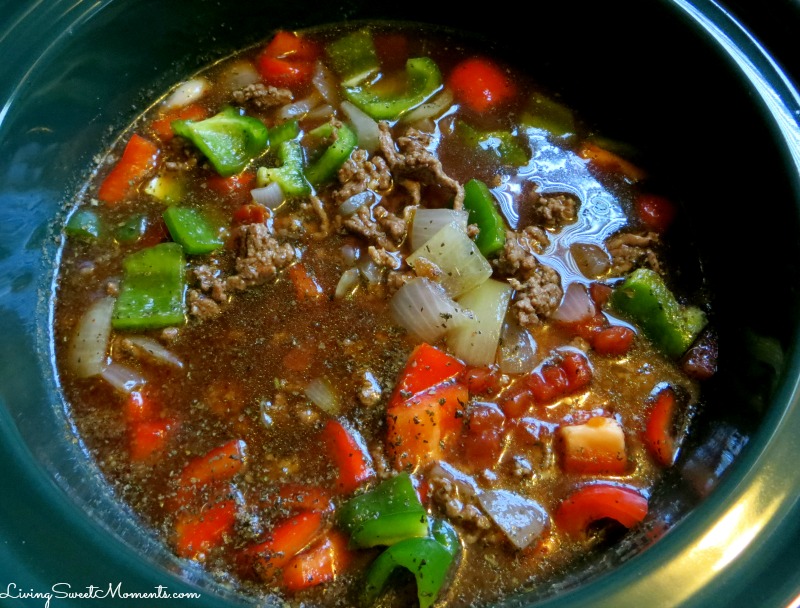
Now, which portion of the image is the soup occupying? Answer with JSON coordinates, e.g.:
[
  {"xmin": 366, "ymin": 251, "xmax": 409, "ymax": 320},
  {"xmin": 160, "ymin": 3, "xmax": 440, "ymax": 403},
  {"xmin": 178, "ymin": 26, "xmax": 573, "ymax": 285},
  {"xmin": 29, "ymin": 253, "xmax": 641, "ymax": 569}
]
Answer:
[{"xmin": 53, "ymin": 21, "xmax": 717, "ymax": 608}]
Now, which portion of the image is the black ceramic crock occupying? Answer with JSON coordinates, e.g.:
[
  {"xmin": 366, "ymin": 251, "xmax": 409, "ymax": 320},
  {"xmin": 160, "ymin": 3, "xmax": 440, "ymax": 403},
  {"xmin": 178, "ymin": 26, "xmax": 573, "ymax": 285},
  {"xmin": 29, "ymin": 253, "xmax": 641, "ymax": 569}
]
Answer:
[{"xmin": 1, "ymin": 1, "xmax": 799, "ymax": 607}]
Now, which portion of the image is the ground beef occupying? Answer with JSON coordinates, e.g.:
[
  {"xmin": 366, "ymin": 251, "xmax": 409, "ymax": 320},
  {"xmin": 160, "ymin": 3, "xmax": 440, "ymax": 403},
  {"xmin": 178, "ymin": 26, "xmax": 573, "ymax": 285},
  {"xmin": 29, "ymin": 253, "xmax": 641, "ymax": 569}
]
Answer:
[
  {"xmin": 232, "ymin": 223, "xmax": 296, "ymax": 286},
  {"xmin": 378, "ymin": 122, "xmax": 464, "ymax": 209},
  {"xmin": 333, "ymin": 148, "xmax": 392, "ymax": 203},
  {"xmin": 492, "ymin": 226, "xmax": 551, "ymax": 276},
  {"xmin": 508, "ymin": 262, "xmax": 563, "ymax": 327},
  {"xmin": 356, "ymin": 368, "xmax": 383, "ymax": 407},
  {"xmin": 606, "ymin": 230, "xmax": 662, "ymax": 276},
  {"xmin": 339, "ymin": 204, "xmax": 408, "ymax": 251},
  {"xmin": 231, "ymin": 83, "xmax": 293, "ymax": 109},
  {"xmin": 385, "ymin": 269, "xmax": 414, "ymax": 295},
  {"xmin": 429, "ymin": 475, "xmax": 491, "ymax": 532},
  {"xmin": 527, "ymin": 190, "xmax": 580, "ymax": 229},
  {"xmin": 187, "ymin": 289, "xmax": 223, "ymax": 321},
  {"xmin": 367, "ymin": 246, "xmax": 402, "ymax": 270}
]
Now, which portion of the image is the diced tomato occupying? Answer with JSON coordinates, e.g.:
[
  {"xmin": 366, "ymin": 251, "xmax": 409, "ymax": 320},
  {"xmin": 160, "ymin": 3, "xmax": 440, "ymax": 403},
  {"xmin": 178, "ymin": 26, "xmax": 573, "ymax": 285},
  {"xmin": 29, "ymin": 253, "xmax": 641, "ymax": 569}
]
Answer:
[
  {"xmin": 257, "ymin": 31, "xmax": 320, "ymax": 90},
  {"xmin": 635, "ymin": 193, "xmax": 677, "ymax": 233},
  {"xmin": 389, "ymin": 343, "xmax": 466, "ymax": 409},
  {"xmin": 282, "ymin": 529, "xmax": 354, "ymax": 592},
  {"xmin": 151, "ymin": 103, "xmax": 208, "ymax": 141},
  {"xmin": 208, "ymin": 171, "xmax": 256, "ymax": 197},
  {"xmin": 558, "ymin": 416, "xmax": 627, "ymax": 475},
  {"xmin": 138, "ymin": 216, "xmax": 170, "ymax": 247},
  {"xmin": 239, "ymin": 510, "xmax": 325, "ymax": 580},
  {"xmin": 560, "ymin": 312, "xmax": 607, "ymax": 342},
  {"xmin": 129, "ymin": 418, "xmax": 176, "ymax": 462},
  {"xmin": 589, "ymin": 282, "xmax": 613, "ymax": 308},
  {"xmin": 124, "ymin": 388, "xmax": 160, "ymax": 423},
  {"xmin": 462, "ymin": 402, "xmax": 506, "ymax": 471},
  {"xmin": 276, "ymin": 484, "xmax": 334, "ymax": 513},
  {"xmin": 578, "ymin": 142, "xmax": 647, "ymax": 183},
  {"xmin": 643, "ymin": 385, "xmax": 678, "ymax": 467},
  {"xmin": 527, "ymin": 363, "xmax": 568, "ymax": 404},
  {"xmin": 174, "ymin": 500, "xmax": 237, "ymax": 559},
  {"xmin": 287, "ymin": 263, "xmax": 325, "ymax": 302},
  {"xmin": 500, "ymin": 385, "xmax": 535, "ymax": 419},
  {"xmin": 321, "ymin": 419, "xmax": 375, "ymax": 494},
  {"xmin": 97, "ymin": 134, "xmax": 160, "ymax": 205},
  {"xmin": 175, "ymin": 439, "xmax": 247, "ymax": 505},
  {"xmin": 233, "ymin": 203, "xmax": 268, "ymax": 225},
  {"xmin": 560, "ymin": 351, "xmax": 593, "ymax": 391},
  {"xmin": 555, "ymin": 484, "xmax": 648, "ymax": 538},
  {"xmin": 593, "ymin": 325, "xmax": 636, "ymax": 356},
  {"xmin": 460, "ymin": 365, "xmax": 501, "ymax": 397},
  {"xmin": 448, "ymin": 57, "xmax": 518, "ymax": 113},
  {"xmin": 412, "ymin": 475, "xmax": 431, "ymax": 506},
  {"xmin": 386, "ymin": 381, "xmax": 468, "ymax": 472}
]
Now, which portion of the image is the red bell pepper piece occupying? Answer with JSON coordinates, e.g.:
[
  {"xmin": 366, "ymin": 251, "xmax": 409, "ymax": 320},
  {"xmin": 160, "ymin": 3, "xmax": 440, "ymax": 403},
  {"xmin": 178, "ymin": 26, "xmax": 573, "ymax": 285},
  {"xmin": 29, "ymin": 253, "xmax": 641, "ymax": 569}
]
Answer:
[
  {"xmin": 123, "ymin": 388, "xmax": 160, "ymax": 423},
  {"xmin": 643, "ymin": 385, "xmax": 678, "ymax": 467},
  {"xmin": 558, "ymin": 416, "xmax": 627, "ymax": 475},
  {"xmin": 281, "ymin": 529, "xmax": 354, "ymax": 592},
  {"xmin": 207, "ymin": 170, "xmax": 256, "ymax": 197},
  {"xmin": 287, "ymin": 263, "xmax": 325, "ymax": 302},
  {"xmin": 151, "ymin": 103, "xmax": 208, "ymax": 141},
  {"xmin": 448, "ymin": 57, "xmax": 518, "ymax": 113},
  {"xmin": 129, "ymin": 418, "xmax": 176, "ymax": 462},
  {"xmin": 174, "ymin": 500, "xmax": 237, "ymax": 559},
  {"xmin": 239, "ymin": 510, "xmax": 325, "ymax": 580},
  {"xmin": 578, "ymin": 142, "xmax": 647, "ymax": 183},
  {"xmin": 172, "ymin": 439, "xmax": 247, "ymax": 508},
  {"xmin": 257, "ymin": 31, "xmax": 320, "ymax": 90},
  {"xmin": 233, "ymin": 203, "xmax": 268, "ymax": 225},
  {"xmin": 321, "ymin": 419, "xmax": 375, "ymax": 494},
  {"xmin": 386, "ymin": 381, "xmax": 468, "ymax": 472},
  {"xmin": 275, "ymin": 484, "xmax": 334, "ymax": 514},
  {"xmin": 388, "ymin": 343, "xmax": 466, "ymax": 409},
  {"xmin": 97, "ymin": 134, "xmax": 160, "ymax": 205},
  {"xmin": 555, "ymin": 484, "xmax": 648, "ymax": 538}
]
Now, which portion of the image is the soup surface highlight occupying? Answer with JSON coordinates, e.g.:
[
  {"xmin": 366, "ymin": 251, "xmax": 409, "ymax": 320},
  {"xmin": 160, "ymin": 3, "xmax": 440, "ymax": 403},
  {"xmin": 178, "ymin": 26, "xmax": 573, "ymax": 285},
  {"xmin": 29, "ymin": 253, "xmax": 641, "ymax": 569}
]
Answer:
[{"xmin": 53, "ymin": 21, "xmax": 717, "ymax": 608}]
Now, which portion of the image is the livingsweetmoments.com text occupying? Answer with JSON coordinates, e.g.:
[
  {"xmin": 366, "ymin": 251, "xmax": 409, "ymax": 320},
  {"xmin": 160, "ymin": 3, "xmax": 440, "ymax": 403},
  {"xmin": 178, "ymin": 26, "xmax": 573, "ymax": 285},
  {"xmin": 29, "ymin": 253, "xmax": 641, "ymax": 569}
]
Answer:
[{"xmin": 0, "ymin": 583, "xmax": 202, "ymax": 607}]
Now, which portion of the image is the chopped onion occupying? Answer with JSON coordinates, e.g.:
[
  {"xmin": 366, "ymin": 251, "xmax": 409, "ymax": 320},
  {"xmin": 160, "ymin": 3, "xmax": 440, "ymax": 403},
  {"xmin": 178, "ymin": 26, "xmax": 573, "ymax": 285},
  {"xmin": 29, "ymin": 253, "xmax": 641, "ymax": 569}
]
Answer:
[
  {"xmin": 68, "ymin": 296, "xmax": 115, "ymax": 378},
  {"xmin": 125, "ymin": 335, "xmax": 183, "ymax": 369},
  {"xmin": 341, "ymin": 244, "xmax": 360, "ymax": 266},
  {"xmin": 312, "ymin": 60, "xmax": 340, "ymax": 105},
  {"xmin": 428, "ymin": 462, "xmax": 481, "ymax": 499},
  {"xmin": 551, "ymin": 282, "xmax": 596, "ymax": 324},
  {"xmin": 251, "ymin": 181, "xmax": 285, "ymax": 209},
  {"xmin": 390, "ymin": 277, "xmax": 473, "ymax": 343},
  {"xmin": 571, "ymin": 242, "xmax": 611, "ymax": 278},
  {"xmin": 100, "ymin": 362, "xmax": 146, "ymax": 394},
  {"xmin": 335, "ymin": 268, "xmax": 361, "ymax": 299},
  {"xmin": 400, "ymin": 88, "xmax": 454, "ymax": 123},
  {"xmin": 410, "ymin": 208, "xmax": 469, "ymax": 251},
  {"xmin": 276, "ymin": 91, "xmax": 322, "ymax": 121},
  {"xmin": 407, "ymin": 222, "xmax": 492, "ymax": 298},
  {"xmin": 478, "ymin": 489, "xmax": 549, "ymax": 550},
  {"xmin": 220, "ymin": 59, "xmax": 261, "ymax": 92},
  {"xmin": 497, "ymin": 317, "xmax": 538, "ymax": 375},
  {"xmin": 447, "ymin": 278, "xmax": 513, "ymax": 366},
  {"xmin": 305, "ymin": 377, "xmax": 340, "ymax": 415},
  {"xmin": 357, "ymin": 257, "xmax": 384, "ymax": 284},
  {"xmin": 341, "ymin": 100, "xmax": 380, "ymax": 153},
  {"xmin": 338, "ymin": 190, "xmax": 376, "ymax": 217},
  {"xmin": 305, "ymin": 103, "xmax": 335, "ymax": 122},
  {"xmin": 162, "ymin": 77, "xmax": 209, "ymax": 110}
]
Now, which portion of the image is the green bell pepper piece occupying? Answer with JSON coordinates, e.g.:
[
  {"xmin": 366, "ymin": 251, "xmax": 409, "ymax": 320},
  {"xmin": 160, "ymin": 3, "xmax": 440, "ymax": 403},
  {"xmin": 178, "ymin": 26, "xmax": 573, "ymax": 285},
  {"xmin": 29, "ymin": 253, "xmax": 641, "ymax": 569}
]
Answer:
[
  {"xmin": 457, "ymin": 121, "xmax": 529, "ymax": 167},
  {"xmin": 65, "ymin": 208, "xmax": 102, "ymax": 241},
  {"xmin": 338, "ymin": 472, "xmax": 428, "ymax": 549},
  {"xmin": 343, "ymin": 57, "xmax": 442, "ymax": 121},
  {"xmin": 463, "ymin": 178, "xmax": 507, "ymax": 257},
  {"xmin": 305, "ymin": 121, "xmax": 358, "ymax": 187},
  {"xmin": 362, "ymin": 519, "xmax": 459, "ymax": 608},
  {"xmin": 609, "ymin": 267, "xmax": 707, "ymax": 358},
  {"xmin": 112, "ymin": 242, "xmax": 186, "ymax": 331},
  {"xmin": 521, "ymin": 91, "xmax": 576, "ymax": 137},
  {"xmin": 256, "ymin": 140, "xmax": 311, "ymax": 197},
  {"xmin": 325, "ymin": 29, "xmax": 380, "ymax": 87},
  {"xmin": 115, "ymin": 214, "xmax": 148, "ymax": 244},
  {"xmin": 268, "ymin": 119, "xmax": 300, "ymax": 148},
  {"xmin": 163, "ymin": 207, "xmax": 223, "ymax": 255},
  {"xmin": 172, "ymin": 106, "xmax": 268, "ymax": 177}
]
